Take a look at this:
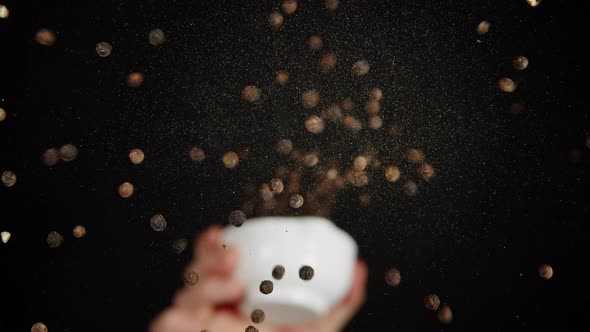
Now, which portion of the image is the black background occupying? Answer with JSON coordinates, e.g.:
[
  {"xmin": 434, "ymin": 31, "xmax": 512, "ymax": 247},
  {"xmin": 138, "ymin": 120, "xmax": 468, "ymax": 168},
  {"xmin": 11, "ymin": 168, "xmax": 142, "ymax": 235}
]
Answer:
[{"xmin": 1, "ymin": 0, "xmax": 588, "ymax": 331}]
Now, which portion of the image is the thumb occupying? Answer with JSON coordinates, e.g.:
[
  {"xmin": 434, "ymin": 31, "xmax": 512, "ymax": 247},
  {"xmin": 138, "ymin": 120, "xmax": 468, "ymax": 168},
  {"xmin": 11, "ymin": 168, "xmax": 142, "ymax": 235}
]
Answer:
[{"xmin": 319, "ymin": 260, "xmax": 368, "ymax": 331}]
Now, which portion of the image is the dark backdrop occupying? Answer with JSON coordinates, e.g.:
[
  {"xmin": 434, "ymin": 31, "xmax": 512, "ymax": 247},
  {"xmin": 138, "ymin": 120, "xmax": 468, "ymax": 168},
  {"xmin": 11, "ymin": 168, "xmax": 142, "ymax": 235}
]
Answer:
[{"xmin": 1, "ymin": 0, "xmax": 588, "ymax": 331}]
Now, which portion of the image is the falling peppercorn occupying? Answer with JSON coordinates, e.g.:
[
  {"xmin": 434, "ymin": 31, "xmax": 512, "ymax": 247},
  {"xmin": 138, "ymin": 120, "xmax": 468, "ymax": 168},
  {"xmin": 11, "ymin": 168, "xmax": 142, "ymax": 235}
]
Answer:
[
  {"xmin": 228, "ymin": 210, "xmax": 246, "ymax": 227},
  {"xmin": 384, "ymin": 268, "xmax": 401, "ymax": 287},
  {"xmin": 251, "ymin": 309, "xmax": 265, "ymax": 323},
  {"xmin": 424, "ymin": 294, "xmax": 441, "ymax": 311},
  {"xmin": 259, "ymin": 280, "xmax": 274, "ymax": 294},
  {"xmin": 299, "ymin": 265, "xmax": 314, "ymax": 280},
  {"xmin": 183, "ymin": 271, "xmax": 199, "ymax": 286},
  {"xmin": 272, "ymin": 265, "xmax": 285, "ymax": 280}
]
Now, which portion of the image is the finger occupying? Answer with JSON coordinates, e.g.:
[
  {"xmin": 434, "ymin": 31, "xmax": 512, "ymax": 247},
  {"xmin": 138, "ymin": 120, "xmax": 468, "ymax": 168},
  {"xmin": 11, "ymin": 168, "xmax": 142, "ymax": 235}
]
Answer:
[
  {"xmin": 149, "ymin": 307, "xmax": 206, "ymax": 332},
  {"xmin": 341, "ymin": 260, "xmax": 368, "ymax": 306},
  {"xmin": 316, "ymin": 260, "xmax": 368, "ymax": 331},
  {"xmin": 185, "ymin": 246, "xmax": 239, "ymax": 280},
  {"xmin": 174, "ymin": 275, "xmax": 245, "ymax": 309},
  {"xmin": 208, "ymin": 311, "xmax": 275, "ymax": 332},
  {"xmin": 193, "ymin": 225, "xmax": 225, "ymax": 258},
  {"xmin": 188, "ymin": 224, "xmax": 233, "ymax": 278}
]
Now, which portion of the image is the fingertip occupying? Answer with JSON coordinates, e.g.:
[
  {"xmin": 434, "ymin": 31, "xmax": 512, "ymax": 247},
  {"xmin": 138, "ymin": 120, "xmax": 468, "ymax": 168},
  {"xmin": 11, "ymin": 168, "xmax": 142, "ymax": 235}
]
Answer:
[
  {"xmin": 316, "ymin": 261, "xmax": 368, "ymax": 331},
  {"xmin": 357, "ymin": 260, "xmax": 368, "ymax": 299},
  {"xmin": 205, "ymin": 225, "xmax": 223, "ymax": 243},
  {"xmin": 195, "ymin": 225, "xmax": 224, "ymax": 254},
  {"xmin": 342, "ymin": 260, "xmax": 368, "ymax": 306},
  {"xmin": 358, "ymin": 260, "xmax": 368, "ymax": 283}
]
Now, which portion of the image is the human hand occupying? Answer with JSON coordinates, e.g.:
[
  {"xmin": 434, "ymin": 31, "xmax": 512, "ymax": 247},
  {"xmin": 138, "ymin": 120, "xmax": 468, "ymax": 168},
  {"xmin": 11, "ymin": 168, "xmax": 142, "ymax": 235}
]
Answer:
[{"xmin": 150, "ymin": 224, "xmax": 368, "ymax": 332}]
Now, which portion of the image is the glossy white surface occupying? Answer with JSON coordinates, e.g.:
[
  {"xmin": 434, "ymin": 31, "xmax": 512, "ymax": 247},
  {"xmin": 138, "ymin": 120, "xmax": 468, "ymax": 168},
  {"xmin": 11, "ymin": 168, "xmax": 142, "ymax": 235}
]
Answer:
[{"xmin": 221, "ymin": 216, "xmax": 358, "ymax": 325}]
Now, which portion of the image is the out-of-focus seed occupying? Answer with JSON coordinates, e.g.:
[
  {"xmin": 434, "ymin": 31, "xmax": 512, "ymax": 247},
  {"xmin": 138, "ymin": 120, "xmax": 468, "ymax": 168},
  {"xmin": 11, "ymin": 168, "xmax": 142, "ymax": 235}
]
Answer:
[
  {"xmin": 242, "ymin": 85, "xmax": 262, "ymax": 103},
  {"xmin": 308, "ymin": 35, "xmax": 323, "ymax": 50},
  {"xmin": 150, "ymin": 214, "xmax": 167, "ymax": 232},
  {"xmin": 228, "ymin": 210, "xmax": 246, "ymax": 227},
  {"xmin": 269, "ymin": 178, "xmax": 285, "ymax": 194},
  {"xmin": 31, "ymin": 322, "xmax": 48, "ymax": 332},
  {"xmin": 513, "ymin": 56, "xmax": 529, "ymax": 71},
  {"xmin": 35, "ymin": 28, "xmax": 56, "ymax": 46},
  {"xmin": 1, "ymin": 231, "xmax": 10, "ymax": 244},
  {"xmin": 276, "ymin": 70, "xmax": 289, "ymax": 84},
  {"xmin": 73, "ymin": 225, "xmax": 87, "ymax": 238},
  {"xmin": 437, "ymin": 304, "xmax": 453, "ymax": 324},
  {"xmin": 305, "ymin": 115, "xmax": 325, "ymax": 134},
  {"xmin": 539, "ymin": 264, "xmax": 553, "ymax": 280},
  {"xmin": 352, "ymin": 60, "xmax": 370, "ymax": 77},
  {"xmin": 282, "ymin": 0, "xmax": 298, "ymax": 15},
  {"xmin": 301, "ymin": 90, "xmax": 320, "ymax": 109},
  {"xmin": 96, "ymin": 42, "xmax": 112, "ymax": 57},
  {"xmin": 289, "ymin": 194, "xmax": 304, "ymax": 208},
  {"xmin": 148, "ymin": 28, "xmax": 166, "ymax": 45},
  {"xmin": 526, "ymin": 0, "xmax": 541, "ymax": 8},
  {"xmin": 385, "ymin": 268, "xmax": 401, "ymax": 286},
  {"xmin": 47, "ymin": 231, "xmax": 63, "ymax": 248},
  {"xmin": 127, "ymin": 72, "xmax": 144, "ymax": 88},
  {"xmin": 498, "ymin": 77, "xmax": 517, "ymax": 93},
  {"xmin": 325, "ymin": 0, "xmax": 340, "ymax": 11},
  {"xmin": 41, "ymin": 148, "xmax": 59, "ymax": 166},
  {"xmin": 58, "ymin": 144, "xmax": 78, "ymax": 162},
  {"xmin": 189, "ymin": 147, "xmax": 206, "ymax": 162},
  {"xmin": 0, "ymin": 5, "xmax": 9, "ymax": 19},
  {"xmin": 118, "ymin": 182, "xmax": 134, "ymax": 198},
  {"xmin": 424, "ymin": 294, "xmax": 441, "ymax": 311},
  {"xmin": 1, "ymin": 170, "xmax": 16, "ymax": 187},
  {"xmin": 476, "ymin": 21, "xmax": 491, "ymax": 35},
  {"xmin": 183, "ymin": 271, "xmax": 199, "ymax": 286},
  {"xmin": 222, "ymin": 151, "xmax": 239, "ymax": 169},
  {"xmin": 369, "ymin": 87, "xmax": 383, "ymax": 101},
  {"xmin": 129, "ymin": 148, "xmax": 145, "ymax": 165},
  {"xmin": 418, "ymin": 164, "xmax": 435, "ymax": 181},
  {"xmin": 268, "ymin": 12, "xmax": 284, "ymax": 29}
]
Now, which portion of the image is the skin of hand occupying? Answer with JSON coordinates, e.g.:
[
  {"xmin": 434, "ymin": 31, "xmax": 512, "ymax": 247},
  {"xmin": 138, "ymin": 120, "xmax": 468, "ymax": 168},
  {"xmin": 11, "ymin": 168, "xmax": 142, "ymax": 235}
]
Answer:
[{"xmin": 150, "ymin": 224, "xmax": 368, "ymax": 332}]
